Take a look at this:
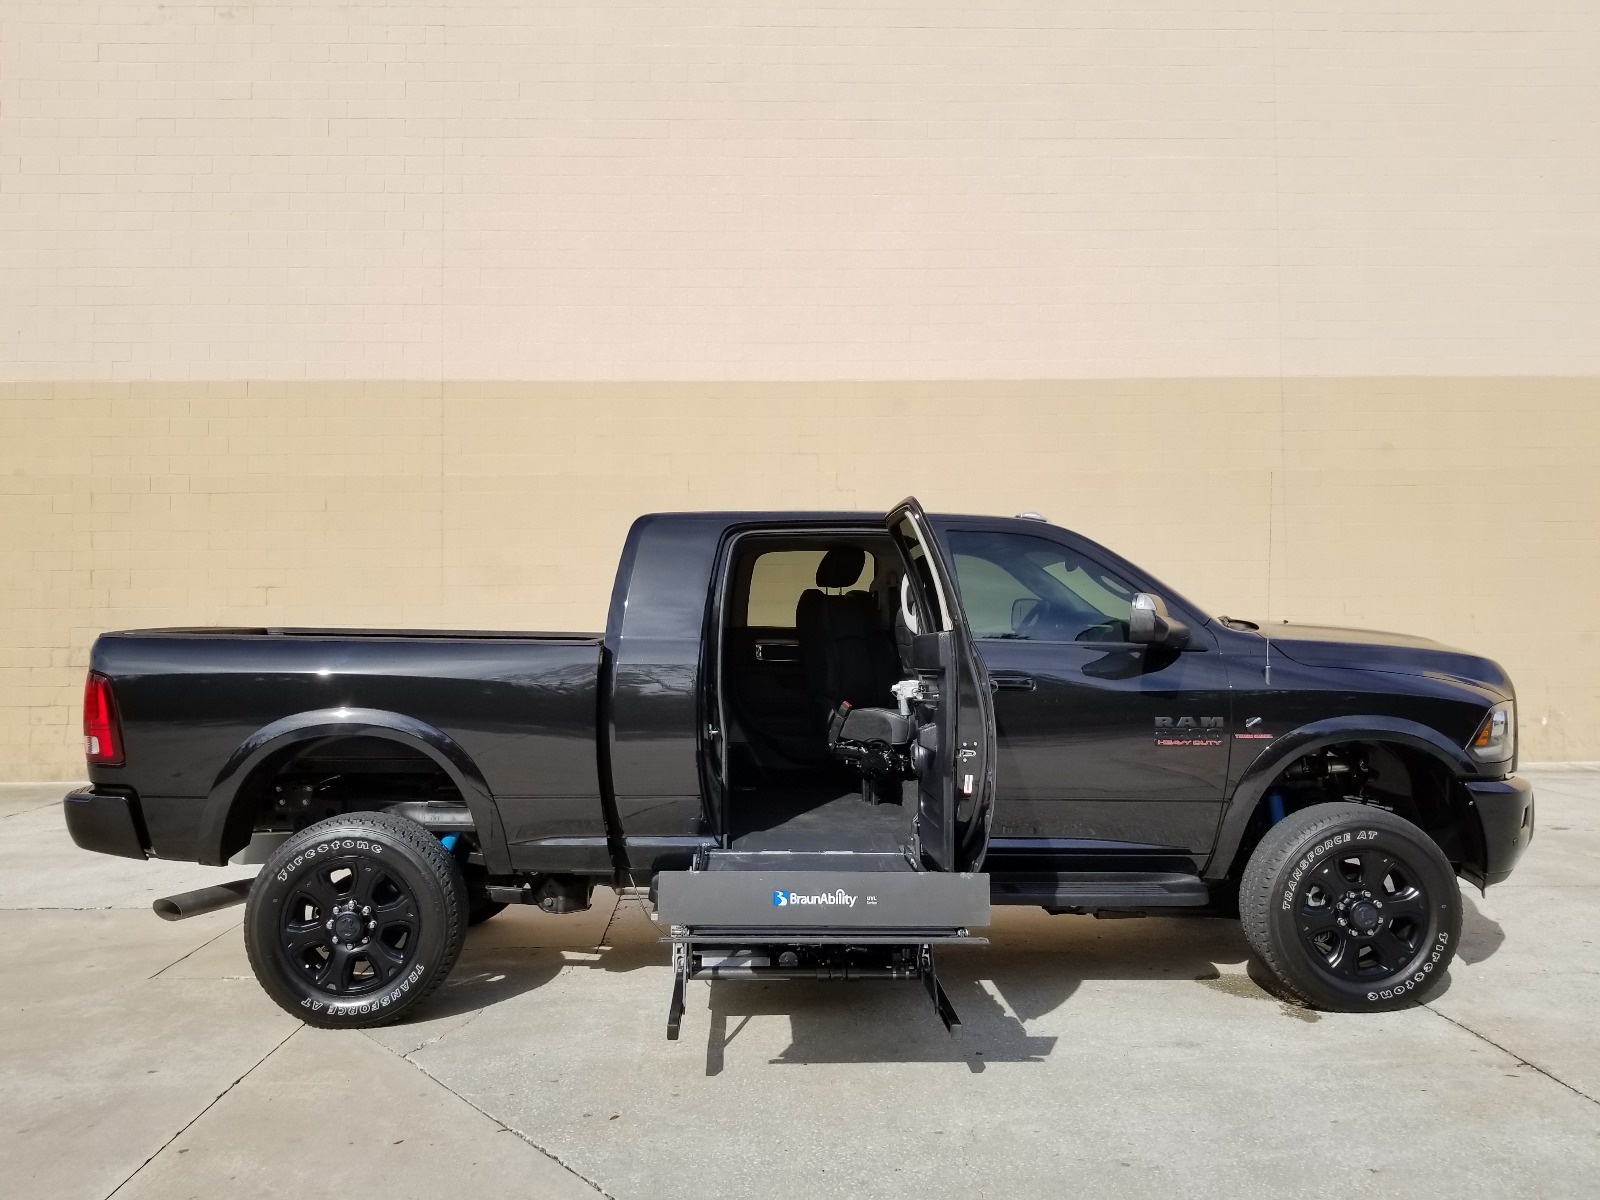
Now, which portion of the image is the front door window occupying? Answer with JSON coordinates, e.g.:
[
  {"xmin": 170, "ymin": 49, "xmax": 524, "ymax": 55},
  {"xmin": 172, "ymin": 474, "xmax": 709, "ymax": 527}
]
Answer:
[{"xmin": 947, "ymin": 532, "xmax": 1139, "ymax": 643}]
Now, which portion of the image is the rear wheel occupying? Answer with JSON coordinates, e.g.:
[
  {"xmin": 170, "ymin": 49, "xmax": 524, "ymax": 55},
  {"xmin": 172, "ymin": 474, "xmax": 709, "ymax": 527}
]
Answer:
[
  {"xmin": 1239, "ymin": 802, "xmax": 1461, "ymax": 1011},
  {"xmin": 244, "ymin": 812, "xmax": 467, "ymax": 1028}
]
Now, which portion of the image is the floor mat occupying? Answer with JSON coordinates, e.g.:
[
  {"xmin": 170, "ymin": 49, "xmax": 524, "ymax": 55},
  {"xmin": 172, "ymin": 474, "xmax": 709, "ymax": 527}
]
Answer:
[{"xmin": 729, "ymin": 787, "xmax": 912, "ymax": 853}]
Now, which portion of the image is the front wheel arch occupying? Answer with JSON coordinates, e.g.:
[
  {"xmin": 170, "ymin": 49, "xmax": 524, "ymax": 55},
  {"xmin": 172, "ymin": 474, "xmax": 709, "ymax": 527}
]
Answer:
[{"xmin": 1204, "ymin": 717, "xmax": 1480, "ymax": 882}]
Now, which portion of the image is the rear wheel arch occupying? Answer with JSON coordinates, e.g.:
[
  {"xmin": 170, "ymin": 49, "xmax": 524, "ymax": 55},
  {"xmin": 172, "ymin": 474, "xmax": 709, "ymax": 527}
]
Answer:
[
  {"xmin": 1207, "ymin": 717, "xmax": 1482, "ymax": 884},
  {"xmin": 197, "ymin": 708, "xmax": 509, "ymax": 873}
]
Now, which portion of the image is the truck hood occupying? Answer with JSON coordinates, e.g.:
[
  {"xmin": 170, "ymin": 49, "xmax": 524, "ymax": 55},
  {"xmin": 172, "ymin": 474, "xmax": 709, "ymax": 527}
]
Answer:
[{"xmin": 1266, "ymin": 623, "xmax": 1513, "ymax": 696}]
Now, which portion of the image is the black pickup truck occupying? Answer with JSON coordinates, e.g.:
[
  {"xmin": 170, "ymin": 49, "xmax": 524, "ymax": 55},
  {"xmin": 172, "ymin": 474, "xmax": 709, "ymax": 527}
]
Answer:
[{"xmin": 66, "ymin": 498, "xmax": 1533, "ymax": 1033}]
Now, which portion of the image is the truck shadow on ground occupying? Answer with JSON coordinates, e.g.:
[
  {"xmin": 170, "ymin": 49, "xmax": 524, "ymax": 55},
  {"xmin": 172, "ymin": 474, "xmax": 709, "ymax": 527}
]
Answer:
[
  {"xmin": 723, "ymin": 912, "xmax": 1256, "ymax": 1073},
  {"xmin": 420, "ymin": 905, "xmax": 1256, "ymax": 1035},
  {"xmin": 1458, "ymin": 892, "xmax": 1505, "ymax": 965},
  {"xmin": 420, "ymin": 891, "xmax": 1503, "ymax": 1053},
  {"xmin": 424, "ymin": 949, "xmax": 568, "ymax": 1020},
  {"xmin": 420, "ymin": 896, "xmax": 688, "ymax": 1020}
]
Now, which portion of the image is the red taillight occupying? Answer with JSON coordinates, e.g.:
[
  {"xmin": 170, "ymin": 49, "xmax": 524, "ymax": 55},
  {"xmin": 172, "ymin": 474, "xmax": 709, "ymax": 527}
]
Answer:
[{"xmin": 84, "ymin": 673, "xmax": 123, "ymax": 766}]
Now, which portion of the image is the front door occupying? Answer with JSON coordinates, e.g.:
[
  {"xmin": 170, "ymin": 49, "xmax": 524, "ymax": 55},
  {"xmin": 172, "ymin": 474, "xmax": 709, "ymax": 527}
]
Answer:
[
  {"xmin": 886, "ymin": 499, "xmax": 999, "ymax": 873},
  {"xmin": 942, "ymin": 525, "xmax": 1232, "ymax": 855}
]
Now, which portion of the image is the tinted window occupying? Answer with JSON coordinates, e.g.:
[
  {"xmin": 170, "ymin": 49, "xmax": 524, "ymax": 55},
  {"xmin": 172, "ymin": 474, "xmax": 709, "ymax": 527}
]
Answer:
[{"xmin": 947, "ymin": 531, "xmax": 1138, "ymax": 642}]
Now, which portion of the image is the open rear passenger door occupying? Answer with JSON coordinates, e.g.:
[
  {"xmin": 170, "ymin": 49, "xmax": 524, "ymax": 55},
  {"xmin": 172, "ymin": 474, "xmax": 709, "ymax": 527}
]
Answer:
[
  {"xmin": 886, "ymin": 497, "xmax": 998, "ymax": 873},
  {"xmin": 652, "ymin": 498, "xmax": 997, "ymax": 1040}
]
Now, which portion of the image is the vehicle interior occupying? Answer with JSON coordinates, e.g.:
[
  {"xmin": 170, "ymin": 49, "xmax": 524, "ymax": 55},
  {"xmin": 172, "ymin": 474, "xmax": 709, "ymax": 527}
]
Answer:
[{"xmin": 717, "ymin": 532, "xmax": 918, "ymax": 855}]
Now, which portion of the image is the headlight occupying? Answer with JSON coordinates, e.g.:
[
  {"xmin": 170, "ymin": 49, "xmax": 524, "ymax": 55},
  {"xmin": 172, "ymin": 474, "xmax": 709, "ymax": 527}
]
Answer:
[{"xmin": 1468, "ymin": 701, "xmax": 1515, "ymax": 763}]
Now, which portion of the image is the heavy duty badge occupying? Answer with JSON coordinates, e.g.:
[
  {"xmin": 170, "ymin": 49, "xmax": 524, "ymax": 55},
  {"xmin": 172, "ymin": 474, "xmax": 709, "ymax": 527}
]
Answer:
[{"xmin": 1154, "ymin": 715, "xmax": 1225, "ymax": 747}]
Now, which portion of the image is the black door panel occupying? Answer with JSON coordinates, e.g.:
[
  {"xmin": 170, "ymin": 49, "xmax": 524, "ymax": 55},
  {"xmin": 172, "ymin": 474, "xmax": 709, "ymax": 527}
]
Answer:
[
  {"xmin": 944, "ymin": 527, "xmax": 1230, "ymax": 855},
  {"xmin": 724, "ymin": 626, "xmax": 823, "ymax": 769},
  {"xmin": 982, "ymin": 639, "xmax": 1231, "ymax": 852},
  {"xmin": 986, "ymin": 641, "xmax": 1230, "ymax": 795},
  {"xmin": 985, "ymin": 801, "xmax": 1223, "ymax": 853}
]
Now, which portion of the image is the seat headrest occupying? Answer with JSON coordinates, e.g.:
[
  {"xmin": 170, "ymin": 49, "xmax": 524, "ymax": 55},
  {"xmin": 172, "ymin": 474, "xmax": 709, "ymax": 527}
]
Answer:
[{"xmin": 816, "ymin": 546, "xmax": 867, "ymax": 589}]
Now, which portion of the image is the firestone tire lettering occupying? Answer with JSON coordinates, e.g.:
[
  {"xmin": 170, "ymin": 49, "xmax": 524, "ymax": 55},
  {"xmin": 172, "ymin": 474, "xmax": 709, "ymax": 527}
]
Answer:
[
  {"xmin": 1368, "ymin": 932, "xmax": 1451, "ymax": 1001},
  {"xmin": 276, "ymin": 838, "xmax": 383, "ymax": 883}
]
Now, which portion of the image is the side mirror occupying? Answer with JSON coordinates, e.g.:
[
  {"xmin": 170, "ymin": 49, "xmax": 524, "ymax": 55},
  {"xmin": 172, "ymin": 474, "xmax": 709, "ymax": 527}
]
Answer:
[
  {"xmin": 1129, "ymin": 593, "xmax": 1191, "ymax": 649},
  {"xmin": 1011, "ymin": 597, "xmax": 1041, "ymax": 634}
]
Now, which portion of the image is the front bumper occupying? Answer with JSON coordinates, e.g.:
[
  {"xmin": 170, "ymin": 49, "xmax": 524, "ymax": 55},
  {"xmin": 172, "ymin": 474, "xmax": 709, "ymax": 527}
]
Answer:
[
  {"xmin": 63, "ymin": 787, "xmax": 149, "ymax": 860},
  {"xmin": 1465, "ymin": 775, "xmax": 1534, "ymax": 887}
]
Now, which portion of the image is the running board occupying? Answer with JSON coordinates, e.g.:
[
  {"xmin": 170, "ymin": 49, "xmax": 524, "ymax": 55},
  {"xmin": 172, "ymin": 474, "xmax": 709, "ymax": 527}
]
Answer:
[{"xmin": 991, "ymin": 871, "xmax": 1210, "ymax": 910}]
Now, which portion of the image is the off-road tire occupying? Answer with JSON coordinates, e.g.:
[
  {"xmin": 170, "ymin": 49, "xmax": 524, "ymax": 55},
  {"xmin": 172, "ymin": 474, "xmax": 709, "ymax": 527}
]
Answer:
[
  {"xmin": 244, "ymin": 811, "xmax": 467, "ymax": 1028},
  {"xmin": 1239, "ymin": 801, "xmax": 1461, "ymax": 1012}
]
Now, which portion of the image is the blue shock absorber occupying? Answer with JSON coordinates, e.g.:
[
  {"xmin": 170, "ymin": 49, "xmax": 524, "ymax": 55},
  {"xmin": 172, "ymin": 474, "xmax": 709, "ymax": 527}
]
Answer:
[
  {"xmin": 440, "ymin": 834, "xmax": 460, "ymax": 852},
  {"xmin": 1267, "ymin": 791, "xmax": 1286, "ymax": 825}
]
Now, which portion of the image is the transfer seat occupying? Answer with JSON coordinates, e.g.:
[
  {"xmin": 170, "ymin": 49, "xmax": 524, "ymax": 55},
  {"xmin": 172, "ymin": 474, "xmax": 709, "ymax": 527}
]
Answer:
[{"xmin": 796, "ymin": 547, "xmax": 897, "ymax": 728}]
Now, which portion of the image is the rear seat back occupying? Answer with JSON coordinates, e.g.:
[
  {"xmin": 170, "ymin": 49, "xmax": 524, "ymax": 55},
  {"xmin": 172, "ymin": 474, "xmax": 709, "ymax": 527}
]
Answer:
[{"xmin": 796, "ymin": 547, "xmax": 897, "ymax": 727}]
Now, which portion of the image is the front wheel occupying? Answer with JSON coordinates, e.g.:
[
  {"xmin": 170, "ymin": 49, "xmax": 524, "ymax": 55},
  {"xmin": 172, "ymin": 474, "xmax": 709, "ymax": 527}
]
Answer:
[
  {"xmin": 1239, "ymin": 802, "xmax": 1461, "ymax": 1011},
  {"xmin": 244, "ymin": 812, "xmax": 467, "ymax": 1028}
]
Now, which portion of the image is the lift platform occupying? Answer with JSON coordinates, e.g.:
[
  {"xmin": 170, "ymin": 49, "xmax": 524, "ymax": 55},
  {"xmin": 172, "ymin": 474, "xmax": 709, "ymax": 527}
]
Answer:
[{"xmin": 653, "ymin": 849, "xmax": 989, "ymax": 1039}]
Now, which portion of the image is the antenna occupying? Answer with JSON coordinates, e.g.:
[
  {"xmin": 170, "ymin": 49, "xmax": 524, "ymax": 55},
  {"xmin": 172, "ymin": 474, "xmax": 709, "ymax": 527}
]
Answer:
[{"xmin": 1263, "ymin": 623, "xmax": 1272, "ymax": 686}]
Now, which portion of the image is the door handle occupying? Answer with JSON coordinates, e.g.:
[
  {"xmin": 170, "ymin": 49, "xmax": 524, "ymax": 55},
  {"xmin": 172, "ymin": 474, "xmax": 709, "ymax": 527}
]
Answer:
[{"xmin": 990, "ymin": 673, "xmax": 1035, "ymax": 691}]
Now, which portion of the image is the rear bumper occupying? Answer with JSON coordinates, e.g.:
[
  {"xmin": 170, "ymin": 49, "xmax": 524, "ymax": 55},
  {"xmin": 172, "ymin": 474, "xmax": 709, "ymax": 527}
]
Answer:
[
  {"xmin": 1465, "ymin": 775, "xmax": 1534, "ymax": 887},
  {"xmin": 63, "ymin": 787, "xmax": 149, "ymax": 860}
]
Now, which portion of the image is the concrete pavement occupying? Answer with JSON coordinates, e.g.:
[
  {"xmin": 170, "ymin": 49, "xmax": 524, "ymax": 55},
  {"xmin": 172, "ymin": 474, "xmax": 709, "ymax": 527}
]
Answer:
[{"xmin": 2, "ymin": 768, "xmax": 1597, "ymax": 1199}]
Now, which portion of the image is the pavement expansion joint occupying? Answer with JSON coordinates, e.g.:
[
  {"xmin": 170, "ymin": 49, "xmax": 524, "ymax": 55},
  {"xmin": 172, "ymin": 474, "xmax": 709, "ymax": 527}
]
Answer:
[
  {"xmin": 1425, "ymin": 1004, "xmax": 1599, "ymax": 1108},
  {"xmin": 147, "ymin": 919, "xmax": 241, "ymax": 980},
  {"xmin": 587, "ymin": 893, "xmax": 627, "ymax": 954},
  {"xmin": 100, "ymin": 1026, "xmax": 301, "ymax": 1200},
  {"xmin": 2, "ymin": 801, "xmax": 60, "ymax": 819},
  {"xmin": 366, "ymin": 1033, "xmax": 614, "ymax": 1199},
  {"xmin": 391, "ymin": 1004, "xmax": 491, "ymax": 1058}
]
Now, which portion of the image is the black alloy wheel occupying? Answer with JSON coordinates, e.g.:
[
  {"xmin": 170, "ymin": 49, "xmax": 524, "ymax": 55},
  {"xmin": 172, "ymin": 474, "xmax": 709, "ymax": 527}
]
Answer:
[
  {"xmin": 1240, "ymin": 801, "xmax": 1461, "ymax": 1011},
  {"xmin": 1294, "ymin": 847, "xmax": 1432, "ymax": 984},
  {"xmin": 245, "ymin": 811, "xmax": 467, "ymax": 1027},
  {"xmin": 277, "ymin": 854, "xmax": 420, "ymax": 996}
]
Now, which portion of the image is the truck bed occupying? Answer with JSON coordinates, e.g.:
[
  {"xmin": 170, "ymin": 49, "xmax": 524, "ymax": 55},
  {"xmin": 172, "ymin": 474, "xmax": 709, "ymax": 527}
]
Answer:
[
  {"xmin": 89, "ymin": 627, "xmax": 607, "ymax": 865},
  {"xmin": 126, "ymin": 627, "xmax": 603, "ymax": 641}
]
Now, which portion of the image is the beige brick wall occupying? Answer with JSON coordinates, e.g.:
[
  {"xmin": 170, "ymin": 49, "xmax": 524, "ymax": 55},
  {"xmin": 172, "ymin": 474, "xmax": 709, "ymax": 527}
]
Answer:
[
  {"xmin": 3, "ymin": 380, "xmax": 1597, "ymax": 777},
  {"xmin": 3, "ymin": 4, "xmax": 1599, "ymax": 776}
]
